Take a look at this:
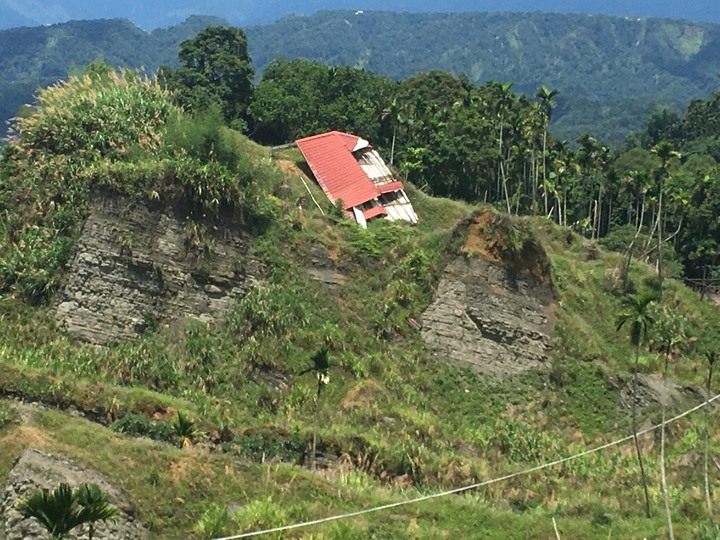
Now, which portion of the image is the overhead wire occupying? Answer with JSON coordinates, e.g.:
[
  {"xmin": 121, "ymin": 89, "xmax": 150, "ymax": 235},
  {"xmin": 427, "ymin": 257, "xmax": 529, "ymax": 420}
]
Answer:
[{"xmin": 213, "ymin": 392, "xmax": 720, "ymax": 540}]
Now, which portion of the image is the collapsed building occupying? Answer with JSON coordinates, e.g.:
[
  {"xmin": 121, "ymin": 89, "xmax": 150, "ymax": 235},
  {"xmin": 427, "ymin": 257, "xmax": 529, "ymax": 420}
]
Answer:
[{"xmin": 296, "ymin": 131, "xmax": 418, "ymax": 228}]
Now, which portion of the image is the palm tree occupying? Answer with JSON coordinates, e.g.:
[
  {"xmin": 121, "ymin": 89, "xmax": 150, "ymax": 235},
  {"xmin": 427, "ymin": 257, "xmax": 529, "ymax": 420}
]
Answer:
[
  {"xmin": 75, "ymin": 483, "xmax": 119, "ymax": 540},
  {"xmin": 535, "ymin": 85, "xmax": 560, "ymax": 216},
  {"xmin": 491, "ymin": 81, "xmax": 515, "ymax": 214},
  {"xmin": 19, "ymin": 483, "xmax": 84, "ymax": 540},
  {"xmin": 381, "ymin": 98, "xmax": 403, "ymax": 165},
  {"xmin": 654, "ymin": 311, "xmax": 687, "ymax": 540},
  {"xmin": 300, "ymin": 347, "xmax": 330, "ymax": 470},
  {"xmin": 19, "ymin": 482, "xmax": 117, "ymax": 540},
  {"xmin": 651, "ymin": 141, "xmax": 681, "ymax": 289},
  {"xmin": 703, "ymin": 344, "xmax": 717, "ymax": 526},
  {"xmin": 173, "ymin": 411, "xmax": 197, "ymax": 449},
  {"xmin": 616, "ymin": 291, "xmax": 658, "ymax": 519}
]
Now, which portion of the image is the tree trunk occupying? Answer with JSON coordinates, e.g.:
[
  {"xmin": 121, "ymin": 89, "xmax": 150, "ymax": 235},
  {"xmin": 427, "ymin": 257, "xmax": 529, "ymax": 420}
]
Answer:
[
  {"xmin": 390, "ymin": 126, "xmax": 397, "ymax": 165},
  {"xmin": 542, "ymin": 128, "xmax": 548, "ymax": 216},
  {"xmin": 632, "ymin": 342, "xmax": 652, "ymax": 518},
  {"xmin": 312, "ymin": 380, "xmax": 320, "ymax": 471},
  {"xmin": 623, "ymin": 202, "xmax": 646, "ymax": 289},
  {"xmin": 657, "ymin": 174, "xmax": 664, "ymax": 290},
  {"xmin": 705, "ymin": 359, "xmax": 715, "ymax": 525},
  {"xmin": 661, "ymin": 349, "xmax": 674, "ymax": 539}
]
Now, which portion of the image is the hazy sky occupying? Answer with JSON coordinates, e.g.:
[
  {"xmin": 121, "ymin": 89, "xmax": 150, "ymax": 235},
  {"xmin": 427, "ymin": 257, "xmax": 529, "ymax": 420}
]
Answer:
[{"xmin": 2, "ymin": 0, "xmax": 720, "ymax": 29}]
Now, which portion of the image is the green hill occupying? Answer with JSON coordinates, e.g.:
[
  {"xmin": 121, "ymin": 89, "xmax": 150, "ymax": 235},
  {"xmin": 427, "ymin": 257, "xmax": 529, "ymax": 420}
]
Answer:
[
  {"xmin": 246, "ymin": 10, "xmax": 720, "ymax": 144},
  {"xmin": 3, "ymin": 11, "xmax": 720, "ymax": 144},
  {"xmin": 0, "ymin": 65, "xmax": 718, "ymax": 538}
]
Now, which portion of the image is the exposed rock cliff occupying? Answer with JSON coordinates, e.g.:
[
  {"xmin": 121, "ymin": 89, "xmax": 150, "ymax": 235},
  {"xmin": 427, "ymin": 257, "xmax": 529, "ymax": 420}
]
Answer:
[
  {"xmin": 54, "ymin": 191, "xmax": 263, "ymax": 344},
  {"xmin": 422, "ymin": 210, "xmax": 556, "ymax": 378}
]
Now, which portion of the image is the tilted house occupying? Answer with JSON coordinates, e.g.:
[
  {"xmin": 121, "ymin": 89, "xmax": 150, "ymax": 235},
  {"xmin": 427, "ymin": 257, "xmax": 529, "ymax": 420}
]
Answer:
[{"xmin": 296, "ymin": 131, "xmax": 418, "ymax": 228}]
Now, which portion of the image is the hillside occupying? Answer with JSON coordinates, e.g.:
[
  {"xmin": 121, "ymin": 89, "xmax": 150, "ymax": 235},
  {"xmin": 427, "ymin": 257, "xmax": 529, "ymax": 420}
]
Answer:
[
  {"xmin": 3, "ymin": 12, "xmax": 720, "ymax": 144},
  {"xmin": 0, "ymin": 68, "xmax": 718, "ymax": 538},
  {"xmin": 246, "ymin": 10, "xmax": 720, "ymax": 143}
]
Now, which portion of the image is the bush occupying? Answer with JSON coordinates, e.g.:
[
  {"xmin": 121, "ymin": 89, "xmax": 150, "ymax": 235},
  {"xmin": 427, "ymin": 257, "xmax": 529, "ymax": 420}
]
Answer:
[
  {"xmin": 224, "ymin": 427, "xmax": 306, "ymax": 463},
  {"xmin": 111, "ymin": 412, "xmax": 177, "ymax": 443}
]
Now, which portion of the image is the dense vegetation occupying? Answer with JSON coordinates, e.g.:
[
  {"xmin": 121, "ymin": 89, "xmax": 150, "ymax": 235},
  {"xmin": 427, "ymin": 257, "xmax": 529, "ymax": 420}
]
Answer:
[
  {"xmin": 245, "ymin": 10, "xmax": 720, "ymax": 143},
  {"xmin": 4, "ymin": 11, "xmax": 720, "ymax": 143},
  {"xmin": 0, "ymin": 22, "xmax": 718, "ymax": 540}
]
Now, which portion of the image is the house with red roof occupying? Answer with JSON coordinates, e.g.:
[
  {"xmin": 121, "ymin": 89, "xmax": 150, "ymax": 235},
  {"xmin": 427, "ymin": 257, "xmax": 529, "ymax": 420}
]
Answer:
[{"xmin": 295, "ymin": 131, "xmax": 418, "ymax": 228}]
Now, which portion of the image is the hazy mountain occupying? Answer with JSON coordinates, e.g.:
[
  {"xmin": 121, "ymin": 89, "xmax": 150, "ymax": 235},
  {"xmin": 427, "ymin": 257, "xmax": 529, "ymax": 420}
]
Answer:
[
  {"xmin": 1, "ymin": 0, "xmax": 720, "ymax": 30},
  {"xmin": 2, "ymin": 11, "xmax": 720, "ymax": 142}
]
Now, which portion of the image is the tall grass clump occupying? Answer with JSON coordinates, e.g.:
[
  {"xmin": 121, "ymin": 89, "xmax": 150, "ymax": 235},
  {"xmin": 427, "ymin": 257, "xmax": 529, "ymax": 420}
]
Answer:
[{"xmin": 0, "ymin": 65, "xmax": 272, "ymax": 304}]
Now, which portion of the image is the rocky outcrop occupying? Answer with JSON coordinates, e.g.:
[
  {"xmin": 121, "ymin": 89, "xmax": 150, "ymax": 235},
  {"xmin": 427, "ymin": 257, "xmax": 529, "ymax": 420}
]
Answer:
[
  {"xmin": 0, "ymin": 449, "xmax": 148, "ymax": 539},
  {"xmin": 421, "ymin": 210, "xmax": 556, "ymax": 378},
  {"xmin": 54, "ymin": 191, "xmax": 263, "ymax": 344},
  {"xmin": 613, "ymin": 373, "xmax": 703, "ymax": 411}
]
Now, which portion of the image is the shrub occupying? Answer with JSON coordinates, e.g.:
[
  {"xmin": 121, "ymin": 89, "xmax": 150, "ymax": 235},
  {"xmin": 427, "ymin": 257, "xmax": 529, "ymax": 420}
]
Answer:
[{"xmin": 225, "ymin": 427, "xmax": 306, "ymax": 463}]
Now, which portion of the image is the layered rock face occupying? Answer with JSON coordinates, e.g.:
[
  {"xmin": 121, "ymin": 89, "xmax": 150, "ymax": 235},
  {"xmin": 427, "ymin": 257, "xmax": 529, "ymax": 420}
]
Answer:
[
  {"xmin": 421, "ymin": 211, "xmax": 556, "ymax": 378},
  {"xmin": 0, "ymin": 449, "xmax": 148, "ymax": 539},
  {"xmin": 54, "ymin": 191, "xmax": 262, "ymax": 344}
]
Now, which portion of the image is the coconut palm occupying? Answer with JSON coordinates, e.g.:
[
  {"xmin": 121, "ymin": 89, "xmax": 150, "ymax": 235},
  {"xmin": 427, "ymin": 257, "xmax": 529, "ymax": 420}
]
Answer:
[{"xmin": 616, "ymin": 290, "xmax": 659, "ymax": 518}]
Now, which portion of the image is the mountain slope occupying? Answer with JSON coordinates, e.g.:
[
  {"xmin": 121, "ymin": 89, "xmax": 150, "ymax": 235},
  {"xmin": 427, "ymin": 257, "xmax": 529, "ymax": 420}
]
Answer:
[
  {"xmin": 3, "ymin": 11, "xmax": 720, "ymax": 144},
  {"xmin": 246, "ymin": 10, "xmax": 720, "ymax": 142}
]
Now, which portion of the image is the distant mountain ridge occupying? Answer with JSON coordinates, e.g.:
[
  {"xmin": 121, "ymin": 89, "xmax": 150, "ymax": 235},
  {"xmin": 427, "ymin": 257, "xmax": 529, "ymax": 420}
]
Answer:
[
  {"xmin": 2, "ymin": 11, "xmax": 720, "ymax": 142},
  {"xmin": 2, "ymin": 0, "xmax": 720, "ymax": 30}
]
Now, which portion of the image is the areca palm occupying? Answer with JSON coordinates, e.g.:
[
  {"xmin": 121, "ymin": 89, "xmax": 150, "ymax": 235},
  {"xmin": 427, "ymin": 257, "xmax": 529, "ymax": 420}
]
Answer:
[
  {"xmin": 651, "ymin": 141, "xmax": 681, "ymax": 288},
  {"xmin": 535, "ymin": 85, "xmax": 560, "ymax": 216},
  {"xmin": 300, "ymin": 347, "xmax": 330, "ymax": 470},
  {"xmin": 616, "ymin": 291, "xmax": 658, "ymax": 519}
]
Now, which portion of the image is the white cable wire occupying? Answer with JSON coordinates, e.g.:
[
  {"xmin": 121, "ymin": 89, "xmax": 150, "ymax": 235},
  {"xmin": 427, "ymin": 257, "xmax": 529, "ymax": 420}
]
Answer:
[{"xmin": 214, "ymin": 392, "xmax": 720, "ymax": 540}]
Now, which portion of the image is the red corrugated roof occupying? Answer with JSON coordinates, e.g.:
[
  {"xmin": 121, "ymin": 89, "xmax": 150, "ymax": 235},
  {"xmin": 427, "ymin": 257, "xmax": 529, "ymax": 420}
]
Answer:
[
  {"xmin": 378, "ymin": 180, "xmax": 405, "ymax": 194},
  {"xmin": 296, "ymin": 131, "xmax": 381, "ymax": 210},
  {"xmin": 363, "ymin": 206, "xmax": 388, "ymax": 220}
]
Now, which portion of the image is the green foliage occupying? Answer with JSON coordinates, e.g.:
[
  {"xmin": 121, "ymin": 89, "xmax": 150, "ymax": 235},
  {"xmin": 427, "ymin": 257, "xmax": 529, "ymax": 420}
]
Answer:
[
  {"xmin": 0, "ymin": 401, "xmax": 16, "ymax": 430},
  {"xmin": 0, "ymin": 65, "xmax": 271, "ymax": 303},
  {"xmin": 193, "ymin": 504, "xmax": 229, "ymax": 540},
  {"xmin": 249, "ymin": 58, "xmax": 395, "ymax": 145},
  {"xmin": 111, "ymin": 412, "xmax": 177, "ymax": 444},
  {"xmin": 173, "ymin": 411, "xmax": 197, "ymax": 447},
  {"xmin": 170, "ymin": 26, "xmax": 254, "ymax": 127},
  {"xmin": 18, "ymin": 482, "xmax": 117, "ymax": 540},
  {"xmin": 225, "ymin": 428, "xmax": 306, "ymax": 463}
]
